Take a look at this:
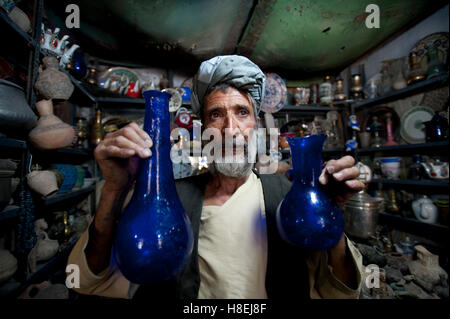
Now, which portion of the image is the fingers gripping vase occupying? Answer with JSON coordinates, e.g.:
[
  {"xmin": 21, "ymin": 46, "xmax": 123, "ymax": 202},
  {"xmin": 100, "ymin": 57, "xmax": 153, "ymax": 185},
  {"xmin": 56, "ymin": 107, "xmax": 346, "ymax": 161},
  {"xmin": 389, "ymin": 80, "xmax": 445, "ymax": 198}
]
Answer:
[
  {"xmin": 113, "ymin": 90, "xmax": 193, "ymax": 284},
  {"xmin": 276, "ymin": 134, "xmax": 344, "ymax": 251}
]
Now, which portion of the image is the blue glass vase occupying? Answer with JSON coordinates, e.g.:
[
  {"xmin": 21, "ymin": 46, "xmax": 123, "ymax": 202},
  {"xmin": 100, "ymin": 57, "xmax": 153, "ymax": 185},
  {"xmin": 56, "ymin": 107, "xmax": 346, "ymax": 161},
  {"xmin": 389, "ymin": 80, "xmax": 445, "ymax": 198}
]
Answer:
[
  {"xmin": 113, "ymin": 90, "xmax": 194, "ymax": 284},
  {"xmin": 276, "ymin": 134, "xmax": 344, "ymax": 251}
]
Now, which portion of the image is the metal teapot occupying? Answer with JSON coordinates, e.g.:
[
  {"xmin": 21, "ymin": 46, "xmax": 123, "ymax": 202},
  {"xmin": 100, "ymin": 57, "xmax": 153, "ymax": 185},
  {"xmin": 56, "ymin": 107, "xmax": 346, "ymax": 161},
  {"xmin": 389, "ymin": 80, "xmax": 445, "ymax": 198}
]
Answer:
[{"xmin": 343, "ymin": 162, "xmax": 383, "ymax": 239}]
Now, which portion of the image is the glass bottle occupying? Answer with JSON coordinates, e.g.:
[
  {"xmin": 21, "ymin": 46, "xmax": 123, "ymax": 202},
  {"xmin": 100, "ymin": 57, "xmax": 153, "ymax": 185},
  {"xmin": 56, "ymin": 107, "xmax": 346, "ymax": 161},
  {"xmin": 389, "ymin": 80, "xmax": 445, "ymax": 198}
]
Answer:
[
  {"xmin": 370, "ymin": 116, "xmax": 383, "ymax": 148},
  {"xmin": 408, "ymin": 154, "xmax": 424, "ymax": 180},
  {"xmin": 113, "ymin": 90, "xmax": 193, "ymax": 284},
  {"xmin": 319, "ymin": 76, "xmax": 333, "ymax": 105},
  {"xmin": 380, "ymin": 60, "xmax": 391, "ymax": 95},
  {"xmin": 276, "ymin": 134, "xmax": 344, "ymax": 250},
  {"xmin": 90, "ymin": 109, "xmax": 104, "ymax": 146},
  {"xmin": 426, "ymin": 46, "xmax": 445, "ymax": 79}
]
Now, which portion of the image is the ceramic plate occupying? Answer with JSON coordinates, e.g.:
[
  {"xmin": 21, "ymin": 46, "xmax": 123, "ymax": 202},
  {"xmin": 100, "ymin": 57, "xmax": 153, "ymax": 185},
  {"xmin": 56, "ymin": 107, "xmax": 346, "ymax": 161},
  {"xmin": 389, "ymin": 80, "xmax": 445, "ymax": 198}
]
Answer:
[
  {"xmin": 400, "ymin": 106, "xmax": 434, "ymax": 144},
  {"xmin": 410, "ymin": 32, "xmax": 449, "ymax": 73},
  {"xmin": 102, "ymin": 67, "xmax": 140, "ymax": 95},
  {"xmin": 261, "ymin": 73, "xmax": 287, "ymax": 113},
  {"xmin": 162, "ymin": 88, "xmax": 182, "ymax": 112}
]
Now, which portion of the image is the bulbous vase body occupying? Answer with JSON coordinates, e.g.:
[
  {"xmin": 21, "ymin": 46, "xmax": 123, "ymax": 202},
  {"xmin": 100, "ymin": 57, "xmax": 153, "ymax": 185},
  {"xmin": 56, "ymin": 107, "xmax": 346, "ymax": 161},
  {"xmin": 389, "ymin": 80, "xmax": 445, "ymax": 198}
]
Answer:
[
  {"xmin": 277, "ymin": 134, "xmax": 344, "ymax": 251},
  {"xmin": 113, "ymin": 90, "xmax": 193, "ymax": 284}
]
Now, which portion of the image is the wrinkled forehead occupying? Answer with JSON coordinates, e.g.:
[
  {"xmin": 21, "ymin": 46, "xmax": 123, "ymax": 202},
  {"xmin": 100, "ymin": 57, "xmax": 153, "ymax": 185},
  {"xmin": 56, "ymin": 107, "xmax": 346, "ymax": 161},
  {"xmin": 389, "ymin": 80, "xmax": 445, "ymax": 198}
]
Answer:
[{"xmin": 203, "ymin": 87, "xmax": 252, "ymax": 110}]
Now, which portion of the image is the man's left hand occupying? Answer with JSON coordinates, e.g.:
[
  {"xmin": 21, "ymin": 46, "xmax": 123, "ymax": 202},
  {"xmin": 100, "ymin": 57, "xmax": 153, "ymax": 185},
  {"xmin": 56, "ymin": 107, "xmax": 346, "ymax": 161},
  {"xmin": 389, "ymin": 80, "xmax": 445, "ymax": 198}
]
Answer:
[{"xmin": 319, "ymin": 155, "xmax": 364, "ymax": 209}]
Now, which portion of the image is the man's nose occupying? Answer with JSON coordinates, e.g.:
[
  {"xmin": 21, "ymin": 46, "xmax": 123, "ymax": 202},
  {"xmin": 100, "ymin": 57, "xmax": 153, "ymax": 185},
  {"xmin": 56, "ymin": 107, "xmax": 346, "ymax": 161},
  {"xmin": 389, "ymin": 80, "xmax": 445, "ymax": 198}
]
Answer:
[{"xmin": 222, "ymin": 112, "xmax": 240, "ymax": 135}]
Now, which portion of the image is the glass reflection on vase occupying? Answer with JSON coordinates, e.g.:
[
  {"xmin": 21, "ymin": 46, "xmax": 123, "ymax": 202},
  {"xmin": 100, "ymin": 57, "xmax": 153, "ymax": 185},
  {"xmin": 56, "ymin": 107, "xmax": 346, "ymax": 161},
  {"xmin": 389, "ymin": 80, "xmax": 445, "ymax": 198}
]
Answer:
[
  {"xmin": 276, "ymin": 134, "xmax": 344, "ymax": 251},
  {"xmin": 113, "ymin": 90, "xmax": 194, "ymax": 284}
]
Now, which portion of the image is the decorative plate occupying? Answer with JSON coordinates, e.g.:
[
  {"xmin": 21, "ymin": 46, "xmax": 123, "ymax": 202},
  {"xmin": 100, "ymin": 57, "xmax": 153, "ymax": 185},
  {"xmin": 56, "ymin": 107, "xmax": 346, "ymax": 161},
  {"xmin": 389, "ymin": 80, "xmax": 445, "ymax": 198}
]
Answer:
[
  {"xmin": 410, "ymin": 32, "xmax": 449, "ymax": 73},
  {"xmin": 400, "ymin": 106, "xmax": 434, "ymax": 144},
  {"xmin": 102, "ymin": 67, "xmax": 140, "ymax": 95},
  {"xmin": 261, "ymin": 73, "xmax": 287, "ymax": 113},
  {"xmin": 162, "ymin": 88, "xmax": 182, "ymax": 113}
]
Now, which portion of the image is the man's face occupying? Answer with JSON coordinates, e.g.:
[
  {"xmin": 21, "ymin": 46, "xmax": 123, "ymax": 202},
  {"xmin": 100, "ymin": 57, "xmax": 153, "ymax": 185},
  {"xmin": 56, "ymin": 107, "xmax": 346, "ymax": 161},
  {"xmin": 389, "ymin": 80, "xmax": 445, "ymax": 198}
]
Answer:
[
  {"xmin": 203, "ymin": 87, "xmax": 257, "ymax": 141},
  {"xmin": 202, "ymin": 87, "xmax": 257, "ymax": 177}
]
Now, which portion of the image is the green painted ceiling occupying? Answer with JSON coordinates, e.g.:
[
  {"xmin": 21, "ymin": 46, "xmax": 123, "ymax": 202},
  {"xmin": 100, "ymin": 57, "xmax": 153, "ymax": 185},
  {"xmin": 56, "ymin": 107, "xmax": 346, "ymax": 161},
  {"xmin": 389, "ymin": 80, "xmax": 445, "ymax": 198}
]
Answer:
[{"xmin": 46, "ymin": 0, "xmax": 446, "ymax": 75}]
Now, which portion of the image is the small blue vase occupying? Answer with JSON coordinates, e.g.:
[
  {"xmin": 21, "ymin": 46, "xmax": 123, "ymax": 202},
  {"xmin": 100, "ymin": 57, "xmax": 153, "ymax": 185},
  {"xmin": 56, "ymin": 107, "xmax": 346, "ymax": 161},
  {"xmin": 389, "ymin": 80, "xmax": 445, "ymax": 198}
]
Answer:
[
  {"xmin": 113, "ymin": 90, "xmax": 194, "ymax": 284},
  {"xmin": 276, "ymin": 134, "xmax": 344, "ymax": 251},
  {"xmin": 70, "ymin": 49, "xmax": 87, "ymax": 80}
]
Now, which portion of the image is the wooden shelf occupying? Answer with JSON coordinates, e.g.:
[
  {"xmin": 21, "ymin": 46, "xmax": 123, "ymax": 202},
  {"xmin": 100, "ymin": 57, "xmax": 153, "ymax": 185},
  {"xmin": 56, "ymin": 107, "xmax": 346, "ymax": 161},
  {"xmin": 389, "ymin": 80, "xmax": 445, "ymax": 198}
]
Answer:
[
  {"xmin": 0, "ymin": 8, "xmax": 35, "ymax": 49},
  {"xmin": 0, "ymin": 138, "xmax": 93, "ymax": 161},
  {"xmin": 41, "ymin": 185, "xmax": 95, "ymax": 206},
  {"xmin": 8, "ymin": 236, "xmax": 79, "ymax": 298},
  {"xmin": 0, "ymin": 137, "xmax": 27, "ymax": 150},
  {"xmin": 0, "ymin": 206, "xmax": 20, "ymax": 223},
  {"xmin": 357, "ymin": 141, "xmax": 449, "ymax": 154},
  {"xmin": 378, "ymin": 212, "xmax": 449, "ymax": 243},
  {"xmin": 371, "ymin": 179, "xmax": 448, "ymax": 187},
  {"xmin": 280, "ymin": 147, "xmax": 345, "ymax": 154},
  {"xmin": 277, "ymin": 105, "xmax": 343, "ymax": 112},
  {"xmin": 354, "ymin": 73, "xmax": 449, "ymax": 110}
]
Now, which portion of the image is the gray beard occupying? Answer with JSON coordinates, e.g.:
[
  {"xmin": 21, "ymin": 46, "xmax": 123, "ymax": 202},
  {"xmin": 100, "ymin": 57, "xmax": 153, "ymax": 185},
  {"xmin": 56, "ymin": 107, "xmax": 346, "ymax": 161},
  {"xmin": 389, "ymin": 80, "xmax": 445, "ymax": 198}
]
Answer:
[
  {"xmin": 213, "ymin": 161, "xmax": 254, "ymax": 178},
  {"xmin": 210, "ymin": 138, "xmax": 255, "ymax": 178}
]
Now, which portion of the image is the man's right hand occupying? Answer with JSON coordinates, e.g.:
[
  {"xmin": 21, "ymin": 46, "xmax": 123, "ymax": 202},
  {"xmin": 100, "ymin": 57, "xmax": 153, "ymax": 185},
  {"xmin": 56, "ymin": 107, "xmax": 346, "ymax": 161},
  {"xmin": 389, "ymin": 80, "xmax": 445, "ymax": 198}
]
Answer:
[{"xmin": 94, "ymin": 122, "xmax": 153, "ymax": 194}]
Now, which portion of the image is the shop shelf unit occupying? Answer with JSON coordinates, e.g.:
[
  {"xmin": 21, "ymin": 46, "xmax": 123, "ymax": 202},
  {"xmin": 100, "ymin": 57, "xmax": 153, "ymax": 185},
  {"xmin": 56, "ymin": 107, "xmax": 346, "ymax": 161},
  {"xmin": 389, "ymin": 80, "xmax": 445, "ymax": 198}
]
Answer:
[
  {"xmin": 0, "ymin": 0, "xmax": 97, "ymax": 296},
  {"xmin": 345, "ymin": 73, "xmax": 449, "ymax": 243}
]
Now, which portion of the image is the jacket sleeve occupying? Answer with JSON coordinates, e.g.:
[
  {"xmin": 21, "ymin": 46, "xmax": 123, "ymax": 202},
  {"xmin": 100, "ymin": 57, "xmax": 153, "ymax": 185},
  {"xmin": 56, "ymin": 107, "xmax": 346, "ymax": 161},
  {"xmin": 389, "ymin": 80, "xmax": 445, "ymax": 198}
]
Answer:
[
  {"xmin": 67, "ymin": 180, "xmax": 138, "ymax": 299},
  {"xmin": 307, "ymin": 235, "xmax": 364, "ymax": 299}
]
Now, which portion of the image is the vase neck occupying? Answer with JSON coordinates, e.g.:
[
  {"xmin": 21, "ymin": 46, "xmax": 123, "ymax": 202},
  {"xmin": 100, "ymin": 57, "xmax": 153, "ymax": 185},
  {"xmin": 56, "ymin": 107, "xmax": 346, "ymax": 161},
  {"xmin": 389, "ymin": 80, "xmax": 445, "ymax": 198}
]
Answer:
[
  {"xmin": 288, "ymin": 134, "xmax": 326, "ymax": 186},
  {"xmin": 36, "ymin": 99, "xmax": 53, "ymax": 116},
  {"xmin": 134, "ymin": 90, "xmax": 175, "ymax": 198}
]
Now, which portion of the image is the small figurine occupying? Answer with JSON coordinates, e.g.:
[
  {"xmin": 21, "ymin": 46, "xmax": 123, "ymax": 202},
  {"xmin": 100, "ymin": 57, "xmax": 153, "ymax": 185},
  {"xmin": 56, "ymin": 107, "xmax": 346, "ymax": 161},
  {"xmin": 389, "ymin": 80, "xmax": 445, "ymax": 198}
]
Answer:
[
  {"xmin": 349, "ymin": 115, "xmax": 361, "ymax": 131},
  {"xmin": 345, "ymin": 138, "xmax": 358, "ymax": 152}
]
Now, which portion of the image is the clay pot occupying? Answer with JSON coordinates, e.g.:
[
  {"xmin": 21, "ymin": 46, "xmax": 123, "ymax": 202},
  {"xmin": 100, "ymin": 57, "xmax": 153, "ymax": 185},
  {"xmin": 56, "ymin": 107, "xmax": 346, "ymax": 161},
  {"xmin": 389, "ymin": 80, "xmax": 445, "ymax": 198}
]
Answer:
[
  {"xmin": 8, "ymin": 7, "xmax": 31, "ymax": 33},
  {"xmin": 28, "ymin": 99, "xmax": 75, "ymax": 150},
  {"xmin": 0, "ymin": 248, "xmax": 18, "ymax": 284},
  {"xmin": 28, "ymin": 231, "xmax": 59, "ymax": 274},
  {"xmin": 26, "ymin": 170, "xmax": 59, "ymax": 197},
  {"xmin": 19, "ymin": 281, "xmax": 69, "ymax": 299},
  {"xmin": 34, "ymin": 57, "xmax": 74, "ymax": 100}
]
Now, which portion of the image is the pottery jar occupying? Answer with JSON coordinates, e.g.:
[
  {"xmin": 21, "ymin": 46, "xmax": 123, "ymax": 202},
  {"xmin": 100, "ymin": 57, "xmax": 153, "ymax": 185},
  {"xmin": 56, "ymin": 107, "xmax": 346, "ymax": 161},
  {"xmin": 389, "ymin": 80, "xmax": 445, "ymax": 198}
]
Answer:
[
  {"xmin": 28, "ymin": 231, "xmax": 59, "ymax": 273},
  {"xmin": 34, "ymin": 56, "xmax": 74, "ymax": 100},
  {"xmin": 28, "ymin": 99, "xmax": 75, "ymax": 150},
  {"xmin": 26, "ymin": 170, "xmax": 59, "ymax": 197}
]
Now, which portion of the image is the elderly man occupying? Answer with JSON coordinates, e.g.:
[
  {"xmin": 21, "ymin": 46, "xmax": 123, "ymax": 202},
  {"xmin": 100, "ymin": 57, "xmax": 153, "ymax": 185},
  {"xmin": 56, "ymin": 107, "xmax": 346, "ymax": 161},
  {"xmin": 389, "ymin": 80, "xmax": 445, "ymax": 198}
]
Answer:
[{"xmin": 68, "ymin": 55, "xmax": 364, "ymax": 299}]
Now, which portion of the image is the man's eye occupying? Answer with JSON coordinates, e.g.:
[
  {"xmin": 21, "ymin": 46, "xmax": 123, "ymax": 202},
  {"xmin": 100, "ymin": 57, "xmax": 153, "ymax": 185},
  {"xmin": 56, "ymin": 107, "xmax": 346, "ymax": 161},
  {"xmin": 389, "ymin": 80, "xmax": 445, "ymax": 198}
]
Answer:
[
  {"xmin": 211, "ymin": 112, "xmax": 220, "ymax": 118},
  {"xmin": 239, "ymin": 109, "xmax": 249, "ymax": 116}
]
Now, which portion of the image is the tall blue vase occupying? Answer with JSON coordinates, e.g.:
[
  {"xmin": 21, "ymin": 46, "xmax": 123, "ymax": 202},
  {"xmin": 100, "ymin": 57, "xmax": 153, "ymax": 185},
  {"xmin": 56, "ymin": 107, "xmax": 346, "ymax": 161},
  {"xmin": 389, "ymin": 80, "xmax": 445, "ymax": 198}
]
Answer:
[
  {"xmin": 276, "ymin": 134, "xmax": 344, "ymax": 251},
  {"xmin": 113, "ymin": 90, "xmax": 194, "ymax": 284}
]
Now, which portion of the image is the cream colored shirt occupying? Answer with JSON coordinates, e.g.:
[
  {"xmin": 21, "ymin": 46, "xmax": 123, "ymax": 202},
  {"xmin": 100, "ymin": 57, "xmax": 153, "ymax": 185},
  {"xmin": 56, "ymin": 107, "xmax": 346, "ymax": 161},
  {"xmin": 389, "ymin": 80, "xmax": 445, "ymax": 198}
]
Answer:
[
  {"xmin": 198, "ymin": 172, "xmax": 268, "ymax": 298},
  {"xmin": 68, "ymin": 176, "xmax": 364, "ymax": 299}
]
